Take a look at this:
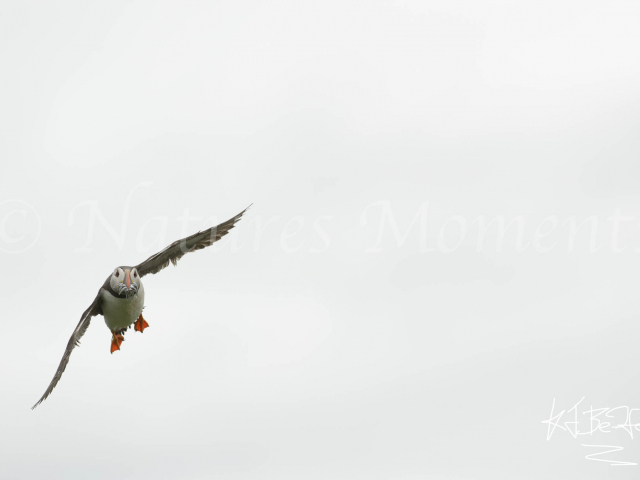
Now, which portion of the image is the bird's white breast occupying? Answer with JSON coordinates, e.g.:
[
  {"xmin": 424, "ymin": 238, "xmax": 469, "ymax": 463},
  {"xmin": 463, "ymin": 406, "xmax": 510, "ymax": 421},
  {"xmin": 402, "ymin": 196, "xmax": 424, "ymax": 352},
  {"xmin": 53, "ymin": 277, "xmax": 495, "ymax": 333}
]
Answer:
[{"xmin": 101, "ymin": 283, "xmax": 145, "ymax": 332}]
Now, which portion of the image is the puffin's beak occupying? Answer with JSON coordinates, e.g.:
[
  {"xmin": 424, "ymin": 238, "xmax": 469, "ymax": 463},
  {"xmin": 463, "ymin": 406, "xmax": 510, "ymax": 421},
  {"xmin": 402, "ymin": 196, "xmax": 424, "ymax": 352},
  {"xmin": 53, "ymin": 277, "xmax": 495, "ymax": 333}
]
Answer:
[{"xmin": 125, "ymin": 270, "xmax": 131, "ymax": 290}]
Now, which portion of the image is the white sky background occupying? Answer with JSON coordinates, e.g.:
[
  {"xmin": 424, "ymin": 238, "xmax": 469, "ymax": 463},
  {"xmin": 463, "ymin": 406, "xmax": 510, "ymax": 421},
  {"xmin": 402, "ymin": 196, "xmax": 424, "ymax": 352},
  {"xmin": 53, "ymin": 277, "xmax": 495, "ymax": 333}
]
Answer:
[{"xmin": 2, "ymin": 1, "xmax": 640, "ymax": 478}]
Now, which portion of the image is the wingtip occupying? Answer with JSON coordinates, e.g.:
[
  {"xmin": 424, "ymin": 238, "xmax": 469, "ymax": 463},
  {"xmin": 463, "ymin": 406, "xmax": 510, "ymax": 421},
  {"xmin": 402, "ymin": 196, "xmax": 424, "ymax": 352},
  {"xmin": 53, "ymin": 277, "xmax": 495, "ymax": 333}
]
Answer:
[{"xmin": 31, "ymin": 392, "xmax": 48, "ymax": 409}]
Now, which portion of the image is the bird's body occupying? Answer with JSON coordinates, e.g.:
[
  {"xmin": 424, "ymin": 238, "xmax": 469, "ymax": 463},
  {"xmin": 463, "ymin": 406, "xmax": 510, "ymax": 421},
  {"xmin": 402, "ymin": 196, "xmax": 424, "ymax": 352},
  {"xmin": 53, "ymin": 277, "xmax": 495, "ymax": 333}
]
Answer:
[
  {"xmin": 32, "ymin": 205, "xmax": 250, "ymax": 409},
  {"xmin": 101, "ymin": 281, "xmax": 145, "ymax": 332}
]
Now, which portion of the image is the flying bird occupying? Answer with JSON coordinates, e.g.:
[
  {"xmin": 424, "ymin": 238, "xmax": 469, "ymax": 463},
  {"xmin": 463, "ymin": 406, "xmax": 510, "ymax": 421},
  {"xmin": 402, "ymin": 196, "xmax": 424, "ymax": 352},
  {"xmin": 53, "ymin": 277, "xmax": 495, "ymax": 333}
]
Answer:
[{"xmin": 32, "ymin": 206, "xmax": 250, "ymax": 409}]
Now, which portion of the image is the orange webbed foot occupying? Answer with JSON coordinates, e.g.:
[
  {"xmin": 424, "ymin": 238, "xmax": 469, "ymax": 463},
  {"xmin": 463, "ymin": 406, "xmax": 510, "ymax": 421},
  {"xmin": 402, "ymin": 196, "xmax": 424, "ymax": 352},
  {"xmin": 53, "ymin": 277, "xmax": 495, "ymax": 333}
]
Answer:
[
  {"xmin": 110, "ymin": 333, "xmax": 124, "ymax": 353},
  {"xmin": 134, "ymin": 313, "xmax": 149, "ymax": 333}
]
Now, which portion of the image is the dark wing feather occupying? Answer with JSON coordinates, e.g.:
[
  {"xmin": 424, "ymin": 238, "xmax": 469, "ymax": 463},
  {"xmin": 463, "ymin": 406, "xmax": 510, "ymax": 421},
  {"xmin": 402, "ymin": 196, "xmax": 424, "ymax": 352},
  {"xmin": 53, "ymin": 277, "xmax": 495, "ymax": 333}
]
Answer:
[
  {"xmin": 135, "ymin": 205, "xmax": 250, "ymax": 278},
  {"xmin": 32, "ymin": 289, "xmax": 103, "ymax": 409}
]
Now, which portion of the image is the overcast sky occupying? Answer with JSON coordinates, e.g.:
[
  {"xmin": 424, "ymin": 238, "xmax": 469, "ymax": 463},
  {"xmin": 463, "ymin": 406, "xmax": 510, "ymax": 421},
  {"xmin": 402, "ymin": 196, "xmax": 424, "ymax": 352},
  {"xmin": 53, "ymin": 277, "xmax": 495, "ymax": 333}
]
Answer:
[{"xmin": 2, "ymin": 1, "xmax": 640, "ymax": 478}]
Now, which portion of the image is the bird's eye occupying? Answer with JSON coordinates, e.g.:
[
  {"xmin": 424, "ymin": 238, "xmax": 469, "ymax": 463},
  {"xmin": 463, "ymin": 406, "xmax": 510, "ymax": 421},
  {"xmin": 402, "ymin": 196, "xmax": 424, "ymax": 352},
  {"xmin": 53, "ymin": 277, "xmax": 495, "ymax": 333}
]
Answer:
[
  {"xmin": 133, "ymin": 271, "xmax": 137, "ymax": 277},
  {"xmin": 115, "ymin": 270, "xmax": 120, "ymax": 277}
]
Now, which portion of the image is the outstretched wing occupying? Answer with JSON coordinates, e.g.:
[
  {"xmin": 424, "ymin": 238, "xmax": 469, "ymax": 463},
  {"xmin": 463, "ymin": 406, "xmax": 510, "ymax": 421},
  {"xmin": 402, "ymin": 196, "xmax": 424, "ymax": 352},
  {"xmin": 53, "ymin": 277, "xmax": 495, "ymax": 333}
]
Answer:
[
  {"xmin": 135, "ymin": 205, "xmax": 250, "ymax": 278},
  {"xmin": 32, "ymin": 290, "xmax": 103, "ymax": 409}
]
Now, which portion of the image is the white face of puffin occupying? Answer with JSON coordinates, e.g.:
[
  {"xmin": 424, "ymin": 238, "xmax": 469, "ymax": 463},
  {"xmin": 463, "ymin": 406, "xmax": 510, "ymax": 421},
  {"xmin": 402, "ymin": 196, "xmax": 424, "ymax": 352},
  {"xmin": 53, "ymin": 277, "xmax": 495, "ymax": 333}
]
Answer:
[{"xmin": 109, "ymin": 266, "xmax": 141, "ymax": 298}]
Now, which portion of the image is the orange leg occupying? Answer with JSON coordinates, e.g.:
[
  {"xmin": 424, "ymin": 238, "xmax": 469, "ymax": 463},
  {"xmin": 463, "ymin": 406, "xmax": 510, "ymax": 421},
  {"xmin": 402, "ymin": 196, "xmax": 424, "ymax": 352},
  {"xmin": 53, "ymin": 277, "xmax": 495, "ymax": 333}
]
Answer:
[
  {"xmin": 110, "ymin": 333, "xmax": 124, "ymax": 353},
  {"xmin": 134, "ymin": 313, "xmax": 149, "ymax": 333}
]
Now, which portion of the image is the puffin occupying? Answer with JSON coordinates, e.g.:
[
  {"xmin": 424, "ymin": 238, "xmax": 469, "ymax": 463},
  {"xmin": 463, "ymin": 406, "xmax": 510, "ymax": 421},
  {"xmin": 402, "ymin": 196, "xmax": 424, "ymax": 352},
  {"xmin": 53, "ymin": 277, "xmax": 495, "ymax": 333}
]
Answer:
[{"xmin": 32, "ymin": 206, "xmax": 250, "ymax": 409}]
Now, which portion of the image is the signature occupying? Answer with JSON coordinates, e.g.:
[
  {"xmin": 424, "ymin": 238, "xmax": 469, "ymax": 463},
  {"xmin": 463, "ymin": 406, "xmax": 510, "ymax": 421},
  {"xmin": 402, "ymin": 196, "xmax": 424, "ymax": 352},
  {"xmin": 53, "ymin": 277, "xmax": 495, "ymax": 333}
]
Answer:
[{"xmin": 543, "ymin": 397, "xmax": 640, "ymax": 466}]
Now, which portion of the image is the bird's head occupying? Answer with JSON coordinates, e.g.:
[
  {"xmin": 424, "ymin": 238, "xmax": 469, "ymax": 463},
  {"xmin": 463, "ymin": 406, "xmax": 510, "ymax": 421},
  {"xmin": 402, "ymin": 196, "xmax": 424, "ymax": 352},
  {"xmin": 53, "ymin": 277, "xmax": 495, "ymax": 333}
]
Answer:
[{"xmin": 110, "ymin": 266, "xmax": 141, "ymax": 298}]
